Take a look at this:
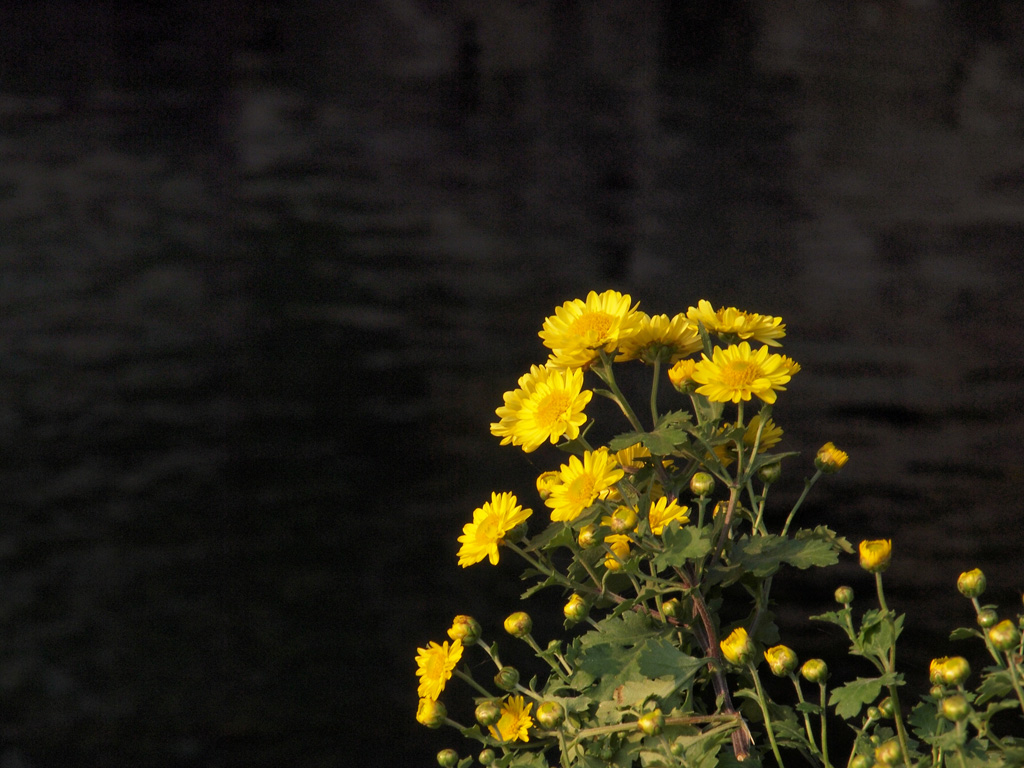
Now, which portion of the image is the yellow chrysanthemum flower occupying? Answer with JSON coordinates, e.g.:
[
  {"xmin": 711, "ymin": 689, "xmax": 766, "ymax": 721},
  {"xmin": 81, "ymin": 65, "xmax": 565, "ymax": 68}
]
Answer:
[
  {"xmin": 720, "ymin": 626, "xmax": 755, "ymax": 666},
  {"xmin": 489, "ymin": 695, "xmax": 534, "ymax": 742},
  {"xmin": 490, "ymin": 365, "xmax": 593, "ymax": 453},
  {"xmin": 415, "ymin": 638, "xmax": 463, "ymax": 701},
  {"xmin": 457, "ymin": 492, "xmax": 533, "ymax": 567},
  {"xmin": 545, "ymin": 448, "xmax": 624, "ymax": 522},
  {"xmin": 687, "ymin": 300, "xmax": 786, "ymax": 346},
  {"xmin": 744, "ymin": 414, "xmax": 783, "ymax": 451},
  {"xmin": 539, "ymin": 290, "xmax": 642, "ymax": 369},
  {"xmin": 616, "ymin": 312, "xmax": 701, "ymax": 364},
  {"xmin": 778, "ymin": 355, "xmax": 801, "ymax": 377},
  {"xmin": 667, "ymin": 358, "xmax": 698, "ymax": 391},
  {"xmin": 859, "ymin": 539, "xmax": 892, "ymax": 573},
  {"xmin": 647, "ymin": 496, "xmax": 690, "ymax": 535},
  {"xmin": 691, "ymin": 342, "xmax": 794, "ymax": 404}
]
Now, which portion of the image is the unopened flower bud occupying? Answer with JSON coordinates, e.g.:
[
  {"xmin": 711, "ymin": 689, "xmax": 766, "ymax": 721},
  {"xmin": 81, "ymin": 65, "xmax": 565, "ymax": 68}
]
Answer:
[
  {"xmin": 720, "ymin": 627, "xmax": 755, "ymax": 666},
  {"xmin": 448, "ymin": 615, "xmax": 482, "ymax": 646},
  {"xmin": 957, "ymin": 568, "xmax": 986, "ymax": 599},
  {"xmin": 940, "ymin": 694, "xmax": 970, "ymax": 722},
  {"xmin": 536, "ymin": 471, "xmax": 560, "ymax": 500},
  {"xmin": 867, "ymin": 706, "xmax": 881, "ymax": 721},
  {"xmin": 638, "ymin": 709, "xmax": 664, "ymax": 736},
  {"xmin": 764, "ymin": 645, "xmax": 799, "ymax": 677},
  {"xmin": 878, "ymin": 697, "xmax": 894, "ymax": 719},
  {"xmin": 503, "ymin": 611, "xmax": 532, "ymax": 638},
  {"xmin": 874, "ymin": 738, "xmax": 902, "ymax": 767},
  {"xmin": 757, "ymin": 462, "xmax": 782, "ymax": 485},
  {"xmin": 690, "ymin": 472, "xmax": 715, "ymax": 496},
  {"xmin": 478, "ymin": 748, "xmax": 496, "ymax": 765},
  {"xmin": 800, "ymin": 658, "xmax": 829, "ymax": 684},
  {"xmin": 475, "ymin": 700, "xmax": 502, "ymax": 727},
  {"xmin": 849, "ymin": 754, "xmax": 871, "ymax": 768},
  {"xmin": 929, "ymin": 656, "xmax": 971, "ymax": 687},
  {"xmin": 607, "ymin": 506, "xmax": 638, "ymax": 534},
  {"xmin": 859, "ymin": 539, "xmax": 892, "ymax": 573},
  {"xmin": 416, "ymin": 698, "xmax": 447, "ymax": 728},
  {"xmin": 988, "ymin": 619, "xmax": 1021, "ymax": 652},
  {"xmin": 977, "ymin": 609, "xmax": 998, "ymax": 628},
  {"xmin": 603, "ymin": 534, "xmax": 630, "ymax": 570},
  {"xmin": 815, "ymin": 442, "xmax": 849, "ymax": 474},
  {"xmin": 494, "ymin": 666, "xmax": 520, "ymax": 691},
  {"xmin": 437, "ymin": 748, "xmax": 459, "ymax": 768},
  {"xmin": 535, "ymin": 701, "xmax": 565, "ymax": 730},
  {"xmin": 577, "ymin": 524, "xmax": 600, "ymax": 549},
  {"xmin": 661, "ymin": 598, "xmax": 682, "ymax": 619},
  {"xmin": 834, "ymin": 586, "xmax": 854, "ymax": 605},
  {"xmin": 564, "ymin": 593, "xmax": 588, "ymax": 623},
  {"xmin": 668, "ymin": 359, "xmax": 697, "ymax": 391}
]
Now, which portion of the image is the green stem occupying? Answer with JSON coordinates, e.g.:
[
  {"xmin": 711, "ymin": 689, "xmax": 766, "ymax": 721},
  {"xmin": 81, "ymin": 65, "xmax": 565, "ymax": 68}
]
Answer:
[
  {"xmin": 522, "ymin": 634, "xmax": 571, "ymax": 680},
  {"xmin": 651, "ymin": 358, "xmax": 661, "ymax": 425},
  {"xmin": 780, "ymin": 470, "xmax": 822, "ymax": 537},
  {"xmin": 789, "ymin": 675, "xmax": 819, "ymax": 756},
  {"xmin": 748, "ymin": 662, "xmax": 786, "ymax": 768},
  {"xmin": 455, "ymin": 668, "xmax": 493, "ymax": 697},
  {"xmin": 505, "ymin": 542, "xmax": 576, "ymax": 590},
  {"xmin": 818, "ymin": 682, "xmax": 832, "ymax": 768},
  {"xmin": 875, "ymin": 573, "xmax": 912, "ymax": 768},
  {"xmin": 1004, "ymin": 650, "xmax": 1024, "ymax": 717},
  {"xmin": 973, "ymin": 598, "xmax": 1007, "ymax": 666}
]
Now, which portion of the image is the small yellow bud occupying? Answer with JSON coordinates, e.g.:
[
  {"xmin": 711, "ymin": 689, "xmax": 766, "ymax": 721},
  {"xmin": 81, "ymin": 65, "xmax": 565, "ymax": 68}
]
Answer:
[
  {"xmin": 800, "ymin": 658, "xmax": 829, "ymax": 684},
  {"xmin": 577, "ymin": 524, "xmax": 600, "ymax": 549},
  {"xmin": 834, "ymin": 586, "xmax": 855, "ymax": 605},
  {"xmin": 448, "ymin": 615, "xmax": 482, "ymax": 645},
  {"xmin": 475, "ymin": 700, "xmax": 502, "ymax": 727},
  {"xmin": 503, "ymin": 611, "xmax": 532, "ymax": 638},
  {"xmin": 940, "ymin": 694, "xmax": 970, "ymax": 722},
  {"xmin": 764, "ymin": 645, "xmax": 799, "ymax": 677},
  {"xmin": 849, "ymin": 755, "xmax": 871, "ymax": 768},
  {"xmin": 977, "ymin": 609, "xmax": 998, "ymax": 628},
  {"xmin": 603, "ymin": 505, "xmax": 638, "ymax": 534},
  {"xmin": 689, "ymin": 472, "xmax": 715, "ymax": 496},
  {"xmin": 535, "ymin": 701, "xmax": 564, "ymax": 729},
  {"xmin": 859, "ymin": 539, "xmax": 892, "ymax": 573},
  {"xmin": 878, "ymin": 697, "xmax": 894, "ymax": 719},
  {"xmin": 720, "ymin": 627, "xmax": 755, "ymax": 666},
  {"xmin": 988, "ymin": 619, "xmax": 1021, "ymax": 652},
  {"xmin": 536, "ymin": 470, "xmax": 560, "ymax": 500},
  {"xmin": 815, "ymin": 442, "xmax": 849, "ymax": 473},
  {"xmin": 494, "ymin": 666, "xmax": 519, "ymax": 691},
  {"xmin": 416, "ymin": 698, "xmax": 448, "ymax": 728},
  {"xmin": 874, "ymin": 738, "xmax": 902, "ymax": 767},
  {"xmin": 668, "ymin": 358, "xmax": 697, "ymax": 391},
  {"xmin": 563, "ymin": 593, "xmax": 588, "ymax": 623},
  {"xmin": 603, "ymin": 534, "xmax": 631, "ymax": 571},
  {"xmin": 478, "ymin": 748, "xmax": 496, "ymax": 766},
  {"xmin": 437, "ymin": 748, "xmax": 459, "ymax": 768},
  {"xmin": 957, "ymin": 568, "xmax": 986, "ymax": 598},
  {"xmin": 757, "ymin": 462, "xmax": 782, "ymax": 485},
  {"xmin": 661, "ymin": 598, "xmax": 682, "ymax": 619},
  {"xmin": 929, "ymin": 656, "xmax": 971, "ymax": 687},
  {"xmin": 637, "ymin": 709, "xmax": 664, "ymax": 736}
]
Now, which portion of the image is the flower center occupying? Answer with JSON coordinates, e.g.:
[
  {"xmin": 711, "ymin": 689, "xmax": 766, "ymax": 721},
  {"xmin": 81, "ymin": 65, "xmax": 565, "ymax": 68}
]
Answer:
[
  {"xmin": 569, "ymin": 311, "xmax": 614, "ymax": 345},
  {"xmin": 567, "ymin": 473, "xmax": 597, "ymax": 505},
  {"xmin": 721, "ymin": 360, "xmax": 762, "ymax": 389},
  {"xmin": 535, "ymin": 391, "xmax": 572, "ymax": 427},
  {"xmin": 477, "ymin": 515, "xmax": 501, "ymax": 542}
]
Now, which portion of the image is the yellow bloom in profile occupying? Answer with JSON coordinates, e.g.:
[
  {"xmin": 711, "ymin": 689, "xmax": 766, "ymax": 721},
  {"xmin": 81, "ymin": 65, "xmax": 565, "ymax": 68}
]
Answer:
[
  {"xmin": 415, "ymin": 638, "xmax": 463, "ymax": 701},
  {"xmin": 603, "ymin": 533, "xmax": 632, "ymax": 570},
  {"xmin": 687, "ymin": 300, "xmax": 786, "ymax": 346},
  {"xmin": 778, "ymin": 355, "xmax": 801, "ymax": 376},
  {"xmin": 859, "ymin": 539, "xmax": 892, "ymax": 573},
  {"xmin": 744, "ymin": 414, "xmax": 784, "ymax": 451},
  {"xmin": 691, "ymin": 342, "xmax": 794, "ymax": 404},
  {"xmin": 720, "ymin": 626, "xmax": 755, "ymax": 666},
  {"xmin": 815, "ymin": 442, "xmax": 849, "ymax": 474},
  {"xmin": 667, "ymin": 358, "xmax": 698, "ymax": 391},
  {"xmin": 614, "ymin": 444, "xmax": 652, "ymax": 474},
  {"xmin": 490, "ymin": 365, "xmax": 593, "ymax": 452},
  {"xmin": 616, "ymin": 312, "xmax": 701, "ymax": 364},
  {"xmin": 545, "ymin": 448, "xmax": 624, "ymax": 522},
  {"xmin": 539, "ymin": 290, "xmax": 642, "ymax": 369},
  {"xmin": 535, "ymin": 470, "xmax": 560, "ymax": 500},
  {"xmin": 457, "ymin": 492, "xmax": 533, "ymax": 567},
  {"xmin": 489, "ymin": 695, "xmax": 534, "ymax": 742},
  {"xmin": 647, "ymin": 496, "xmax": 690, "ymax": 535}
]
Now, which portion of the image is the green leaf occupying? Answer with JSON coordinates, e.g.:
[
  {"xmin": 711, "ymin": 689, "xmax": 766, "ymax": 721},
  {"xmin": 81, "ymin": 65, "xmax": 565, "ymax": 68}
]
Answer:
[
  {"xmin": 609, "ymin": 431, "xmax": 644, "ymax": 451},
  {"xmin": 712, "ymin": 534, "xmax": 840, "ymax": 585},
  {"xmin": 949, "ymin": 627, "xmax": 981, "ymax": 642},
  {"xmin": 795, "ymin": 524, "xmax": 855, "ymax": 555},
  {"xmin": 976, "ymin": 667, "xmax": 1014, "ymax": 704},
  {"xmin": 652, "ymin": 523, "xmax": 713, "ymax": 569},
  {"xmin": 859, "ymin": 612, "xmax": 904, "ymax": 658},
  {"xmin": 829, "ymin": 672, "xmax": 901, "ymax": 719}
]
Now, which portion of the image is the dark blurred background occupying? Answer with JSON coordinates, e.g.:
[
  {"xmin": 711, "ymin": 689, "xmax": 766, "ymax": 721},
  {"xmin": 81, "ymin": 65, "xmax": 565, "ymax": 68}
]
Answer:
[{"xmin": 0, "ymin": 1, "xmax": 1022, "ymax": 766}]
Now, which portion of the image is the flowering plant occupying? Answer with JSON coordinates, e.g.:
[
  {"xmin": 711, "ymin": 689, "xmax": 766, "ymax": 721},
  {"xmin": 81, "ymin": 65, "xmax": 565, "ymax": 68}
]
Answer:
[{"xmin": 414, "ymin": 292, "xmax": 1024, "ymax": 768}]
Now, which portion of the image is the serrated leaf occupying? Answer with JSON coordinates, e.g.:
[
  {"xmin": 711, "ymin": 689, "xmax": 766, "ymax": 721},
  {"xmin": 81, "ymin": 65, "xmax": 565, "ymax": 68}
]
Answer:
[
  {"xmin": 829, "ymin": 673, "xmax": 901, "ymax": 719},
  {"xmin": 609, "ymin": 431, "xmax": 645, "ymax": 451},
  {"xmin": 653, "ymin": 523, "xmax": 713, "ymax": 568},
  {"xmin": 976, "ymin": 667, "xmax": 1014, "ymax": 704},
  {"xmin": 795, "ymin": 524, "xmax": 855, "ymax": 555},
  {"xmin": 949, "ymin": 627, "xmax": 980, "ymax": 642},
  {"xmin": 713, "ymin": 534, "xmax": 840, "ymax": 585}
]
